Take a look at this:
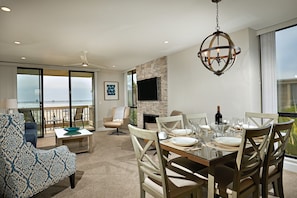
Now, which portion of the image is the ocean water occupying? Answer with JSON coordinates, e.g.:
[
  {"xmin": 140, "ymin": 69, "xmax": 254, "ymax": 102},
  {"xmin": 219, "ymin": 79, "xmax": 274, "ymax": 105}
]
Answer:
[{"xmin": 18, "ymin": 100, "xmax": 92, "ymax": 108}]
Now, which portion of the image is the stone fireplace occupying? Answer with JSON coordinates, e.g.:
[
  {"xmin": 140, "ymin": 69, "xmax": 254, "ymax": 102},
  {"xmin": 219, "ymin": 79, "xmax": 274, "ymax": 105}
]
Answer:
[{"xmin": 136, "ymin": 56, "xmax": 168, "ymax": 128}]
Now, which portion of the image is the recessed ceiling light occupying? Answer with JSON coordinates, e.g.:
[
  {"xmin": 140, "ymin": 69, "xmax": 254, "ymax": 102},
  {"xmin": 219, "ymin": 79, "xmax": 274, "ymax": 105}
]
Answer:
[
  {"xmin": 14, "ymin": 41, "xmax": 21, "ymax": 45},
  {"xmin": 21, "ymin": 57, "xmax": 26, "ymax": 60},
  {"xmin": 1, "ymin": 6, "xmax": 11, "ymax": 12},
  {"xmin": 164, "ymin": 40, "xmax": 169, "ymax": 44},
  {"xmin": 112, "ymin": 65, "xmax": 116, "ymax": 68}
]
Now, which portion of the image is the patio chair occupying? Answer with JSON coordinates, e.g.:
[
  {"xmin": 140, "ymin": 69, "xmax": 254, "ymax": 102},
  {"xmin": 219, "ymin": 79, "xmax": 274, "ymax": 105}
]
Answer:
[
  {"xmin": 74, "ymin": 107, "xmax": 84, "ymax": 128},
  {"xmin": 0, "ymin": 113, "xmax": 76, "ymax": 198}
]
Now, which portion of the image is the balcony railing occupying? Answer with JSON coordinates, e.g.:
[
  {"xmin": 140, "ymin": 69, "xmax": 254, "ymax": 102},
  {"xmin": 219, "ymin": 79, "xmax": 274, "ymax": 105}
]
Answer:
[{"xmin": 21, "ymin": 105, "xmax": 95, "ymax": 132}]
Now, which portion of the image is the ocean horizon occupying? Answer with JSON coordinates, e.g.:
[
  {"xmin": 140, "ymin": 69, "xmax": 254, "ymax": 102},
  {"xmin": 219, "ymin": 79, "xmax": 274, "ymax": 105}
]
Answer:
[{"xmin": 18, "ymin": 100, "xmax": 92, "ymax": 108}]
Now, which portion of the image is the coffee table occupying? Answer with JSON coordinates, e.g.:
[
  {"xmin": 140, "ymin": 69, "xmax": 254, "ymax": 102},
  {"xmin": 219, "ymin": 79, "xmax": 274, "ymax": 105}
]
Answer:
[{"xmin": 55, "ymin": 128, "xmax": 94, "ymax": 153}]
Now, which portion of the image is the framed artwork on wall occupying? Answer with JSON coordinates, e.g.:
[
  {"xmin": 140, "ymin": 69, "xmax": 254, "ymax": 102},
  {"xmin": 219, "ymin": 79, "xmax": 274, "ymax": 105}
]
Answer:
[{"xmin": 104, "ymin": 81, "xmax": 119, "ymax": 100}]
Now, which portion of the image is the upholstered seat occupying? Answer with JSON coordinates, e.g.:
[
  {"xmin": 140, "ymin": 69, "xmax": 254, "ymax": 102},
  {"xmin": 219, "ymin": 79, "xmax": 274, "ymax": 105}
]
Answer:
[
  {"xmin": 103, "ymin": 106, "xmax": 130, "ymax": 135},
  {"xmin": 0, "ymin": 113, "xmax": 76, "ymax": 198}
]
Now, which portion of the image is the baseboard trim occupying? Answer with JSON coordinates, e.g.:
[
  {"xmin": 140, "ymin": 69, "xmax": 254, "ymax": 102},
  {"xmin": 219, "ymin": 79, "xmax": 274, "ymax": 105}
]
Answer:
[{"xmin": 284, "ymin": 157, "xmax": 297, "ymax": 173}]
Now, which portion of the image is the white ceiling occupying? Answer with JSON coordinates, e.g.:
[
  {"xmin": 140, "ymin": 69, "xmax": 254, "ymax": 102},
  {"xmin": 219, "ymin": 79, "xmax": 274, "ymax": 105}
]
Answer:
[{"xmin": 0, "ymin": 0, "xmax": 297, "ymax": 71}]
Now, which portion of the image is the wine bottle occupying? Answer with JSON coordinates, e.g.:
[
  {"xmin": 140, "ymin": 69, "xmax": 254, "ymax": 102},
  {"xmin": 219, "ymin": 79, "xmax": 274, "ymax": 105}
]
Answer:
[{"xmin": 215, "ymin": 105, "xmax": 222, "ymax": 124}]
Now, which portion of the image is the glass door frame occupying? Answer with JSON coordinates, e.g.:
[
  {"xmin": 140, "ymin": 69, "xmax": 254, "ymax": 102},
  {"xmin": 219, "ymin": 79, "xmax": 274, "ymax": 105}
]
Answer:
[{"xmin": 17, "ymin": 67, "xmax": 45, "ymax": 137}]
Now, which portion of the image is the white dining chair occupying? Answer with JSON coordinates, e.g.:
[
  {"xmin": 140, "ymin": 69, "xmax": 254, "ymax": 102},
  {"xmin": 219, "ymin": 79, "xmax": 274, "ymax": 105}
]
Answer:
[
  {"xmin": 128, "ymin": 124, "xmax": 203, "ymax": 198},
  {"xmin": 245, "ymin": 112, "xmax": 278, "ymax": 127}
]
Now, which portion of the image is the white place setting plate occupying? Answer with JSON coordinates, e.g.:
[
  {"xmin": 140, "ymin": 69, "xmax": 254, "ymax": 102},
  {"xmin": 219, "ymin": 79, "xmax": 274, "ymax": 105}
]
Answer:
[
  {"xmin": 171, "ymin": 129, "xmax": 192, "ymax": 136},
  {"xmin": 214, "ymin": 137, "xmax": 242, "ymax": 147},
  {"xmin": 171, "ymin": 137, "xmax": 198, "ymax": 147}
]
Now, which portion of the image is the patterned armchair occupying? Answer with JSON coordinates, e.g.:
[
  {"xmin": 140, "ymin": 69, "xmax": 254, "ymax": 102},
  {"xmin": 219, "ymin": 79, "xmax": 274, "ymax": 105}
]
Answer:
[{"xmin": 0, "ymin": 113, "xmax": 76, "ymax": 198}]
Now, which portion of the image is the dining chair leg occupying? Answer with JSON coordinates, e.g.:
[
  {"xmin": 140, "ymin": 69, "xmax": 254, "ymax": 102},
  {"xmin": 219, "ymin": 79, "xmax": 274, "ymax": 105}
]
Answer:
[{"xmin": 274, "ymin": 177, "xmax": 284, "ymax": 198}]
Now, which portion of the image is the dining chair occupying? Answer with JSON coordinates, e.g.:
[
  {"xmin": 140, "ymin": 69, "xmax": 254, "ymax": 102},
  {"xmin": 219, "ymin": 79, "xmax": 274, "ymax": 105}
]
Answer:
[
  {"xmin": 245, "ymin": 112, "xmax": 278, "ymax": 127},
  {"xmin": 184, "ymin": 113, "xmax": 209, "ymax": 127},
  {"xmin": 169, "ymin": 113, "xmax": 209, "ymax": 178},
  {"xmin": 128, "ymin": 124, "xmax": 203, "ymax": 198},
  {"xmin": 261, "ymin": 119, "xmax": 294, "ymax": 198},
  {"xmin": 198, "ymin": 124, "xmax": 273, "ymax": 198},
  {"xmin": 156, "ymin": 115, "xmax": 184, "ymax": 136}
]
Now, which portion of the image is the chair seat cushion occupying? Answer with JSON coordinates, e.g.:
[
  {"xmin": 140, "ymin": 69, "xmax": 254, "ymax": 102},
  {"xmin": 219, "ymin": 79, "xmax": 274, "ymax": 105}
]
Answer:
[{"xmin": 104, "ymin": 121, "xmax": 122, "ymax": 128}]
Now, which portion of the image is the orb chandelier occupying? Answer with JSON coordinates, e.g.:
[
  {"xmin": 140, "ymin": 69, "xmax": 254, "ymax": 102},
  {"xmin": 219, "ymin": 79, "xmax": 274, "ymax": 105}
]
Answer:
[{"xmin": 197, "ymin": 0, "xmax": 241, "ymax": 76}]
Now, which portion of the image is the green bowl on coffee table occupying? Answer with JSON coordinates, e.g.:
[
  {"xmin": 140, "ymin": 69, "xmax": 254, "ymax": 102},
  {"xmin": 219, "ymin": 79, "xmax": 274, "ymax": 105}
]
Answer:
[{"xmin": 64, "ymin": 127, "xmax": 81, "ymax": 135}]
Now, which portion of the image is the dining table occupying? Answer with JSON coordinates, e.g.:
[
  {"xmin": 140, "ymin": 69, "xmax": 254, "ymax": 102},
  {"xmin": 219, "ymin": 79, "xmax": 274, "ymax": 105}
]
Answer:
[{"xmin": 160, "ymin": 127, "xmax": 243, "ymax": 198}]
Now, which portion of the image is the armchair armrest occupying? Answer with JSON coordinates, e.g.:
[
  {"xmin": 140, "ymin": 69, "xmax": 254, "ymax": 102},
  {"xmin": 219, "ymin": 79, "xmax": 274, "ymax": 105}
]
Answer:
[
  {"xmin": 120, "ymin": 117, "xmax": 130, "ymax": 129},
  {"xmin": 31, "ymin": 145, "xmax": 76, "ymax": 176}
]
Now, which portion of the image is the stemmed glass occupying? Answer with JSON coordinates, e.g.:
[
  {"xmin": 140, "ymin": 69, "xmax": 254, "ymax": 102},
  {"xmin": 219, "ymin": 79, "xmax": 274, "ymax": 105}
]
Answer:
[{"xmin": 188, "ymin": 120, "xmax": 204, "ymax": 145}]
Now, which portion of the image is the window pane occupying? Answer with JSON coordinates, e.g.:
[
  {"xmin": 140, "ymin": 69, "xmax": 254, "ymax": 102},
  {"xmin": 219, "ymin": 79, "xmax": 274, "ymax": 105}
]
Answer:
[{"xmin": 276, "ymin": 25, "xmax": 297, "ymax": 157}]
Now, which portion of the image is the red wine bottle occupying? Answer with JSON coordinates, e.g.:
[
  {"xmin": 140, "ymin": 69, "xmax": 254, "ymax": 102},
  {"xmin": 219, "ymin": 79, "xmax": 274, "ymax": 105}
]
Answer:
[{"xmin": 215, "ymin": 105, "xmax": 222, "ymax": 124}]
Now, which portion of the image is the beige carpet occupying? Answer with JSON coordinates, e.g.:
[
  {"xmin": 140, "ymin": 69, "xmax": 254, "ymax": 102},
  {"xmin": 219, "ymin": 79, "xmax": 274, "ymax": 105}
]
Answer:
[{"xmin": 33, "ymin": 130, "xmax": 297, "ymax": 198}]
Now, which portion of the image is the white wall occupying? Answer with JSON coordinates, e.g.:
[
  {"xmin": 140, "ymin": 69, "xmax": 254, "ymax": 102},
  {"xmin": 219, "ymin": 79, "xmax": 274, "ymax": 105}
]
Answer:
[
  {"xmin": 167, "ymin": 28, "xmax": 261, "ymax": 123},
  {"xmin": 95, "ymin": 70, "xmax": 125, "ymax": 129},
  {"xmin": 0, "ymin": 66, "xmax": 17, "ymax": 100}
]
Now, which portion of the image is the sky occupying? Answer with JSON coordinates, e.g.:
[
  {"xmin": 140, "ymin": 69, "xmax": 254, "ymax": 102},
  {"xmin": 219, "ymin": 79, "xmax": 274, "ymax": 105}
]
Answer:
[
  {"xmin": 17, "ymin": 75, "xmax": 93, "ymax": 105},
  {"xmin": 276, "ymin": 25, "xmax": 297, "ymax": 80}
]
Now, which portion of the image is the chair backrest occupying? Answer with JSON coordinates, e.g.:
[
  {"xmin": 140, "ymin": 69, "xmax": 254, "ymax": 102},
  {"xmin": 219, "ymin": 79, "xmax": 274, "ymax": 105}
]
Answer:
[
  {"xmin": 18, "ymin": 108, "xmax": 35, "ymax": 123},
  {"xmin": 74, "ymin": 107, "xmax": 84, "ymax": 120},
  {"xmin": 184, "ymin": 113, "xmax": 209, "ymax": 126},
  {"xmin": 263, "ymin": 119, "xmax": 294, "ymax": 174},
  {"xmin": 245, "ymin": 112, "xmax": 278, "ymax": 127},
  {"xmin": 128, "ymin": 124, "xmax": 169, "ymax": 197},
  {"xmin": 234, "ymin": 125, "xmax": 273, "ymax": 191},
  {"xmin": 170, "ymin": 110, "xmax": 183, "ymax": 116},
  {"xmin": 112, "ymin": 106, "xmax": 130, "ymax": 121},
  {"xmin": 156, "ymin": 115, "xmax": 184, "ymax": 135},
  {"xmin": 261, "ymin": 119, "xmax": 294, "ymax": 197}
]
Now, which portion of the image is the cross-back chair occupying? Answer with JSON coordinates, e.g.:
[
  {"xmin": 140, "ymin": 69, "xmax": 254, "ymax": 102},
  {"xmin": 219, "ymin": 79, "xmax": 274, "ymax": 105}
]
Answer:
[
  {"xmin": 261, "ymin": 119, "xmax": 294, "ymax": 198},
  {"xmin": 156, "ymin": 115, "xmax": 184, "ymax": 137},
  {"xmin": 245, "ymin": 112, "xmax": 278, "ymax": 127},
  {"xmin": 184, "ymin": 113, "xmax": 209, "ymax": 127},
  {"xmin": 208, "ymin": 125, "xmax": 273, "ymax": 198},
  {"xmin": 169, "ymin": 113, "xmax": 209, "ymax": 177},
  {"xmin": 128, "ymin": 124, "xmax": 203, "ymax": 198}
]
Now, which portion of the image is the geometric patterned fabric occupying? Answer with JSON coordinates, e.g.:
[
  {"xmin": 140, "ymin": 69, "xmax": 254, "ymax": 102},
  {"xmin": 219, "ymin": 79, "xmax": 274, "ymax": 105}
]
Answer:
[{"xmin": 0, "ymin": 113, "xmax": 76, "ymax": 198}]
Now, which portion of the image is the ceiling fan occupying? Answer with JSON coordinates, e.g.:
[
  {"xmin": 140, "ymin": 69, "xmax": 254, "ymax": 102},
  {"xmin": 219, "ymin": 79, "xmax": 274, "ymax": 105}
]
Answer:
[{"xmin": 68, "ymin": 51, "xmax": 107, "ymax": 69}]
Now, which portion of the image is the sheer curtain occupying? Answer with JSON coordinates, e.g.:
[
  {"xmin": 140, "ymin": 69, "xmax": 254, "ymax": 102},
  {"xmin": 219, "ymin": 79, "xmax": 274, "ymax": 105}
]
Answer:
[{"xmin": 260, "ymin": 31, "xmax": 278, "ymax": 114}]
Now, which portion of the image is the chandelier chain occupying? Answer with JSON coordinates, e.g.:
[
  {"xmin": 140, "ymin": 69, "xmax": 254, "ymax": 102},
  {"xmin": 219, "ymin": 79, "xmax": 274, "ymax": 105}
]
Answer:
[{"xmin": 216, "ymin": 1, "xmax": 220, "ymax": 31}]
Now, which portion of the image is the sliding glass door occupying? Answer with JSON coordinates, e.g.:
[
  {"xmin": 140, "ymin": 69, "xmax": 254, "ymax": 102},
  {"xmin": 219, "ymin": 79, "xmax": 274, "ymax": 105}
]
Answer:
[
  {"xmin": 17, "ymin": 68, "xmax": 95, "ymax": 138},
  {"xmin": 17, "ymin": 68, "xmax": 44, "ymax": 137},
  {"xmin": 69, "ymin": 71, "xmax": 95, "ymax": 131}
]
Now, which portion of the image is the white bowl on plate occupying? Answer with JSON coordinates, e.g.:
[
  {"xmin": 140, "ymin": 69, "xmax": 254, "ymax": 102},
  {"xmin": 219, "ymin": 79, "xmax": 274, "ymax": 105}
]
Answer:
[
  {"xmin": 171, "ymin": 129, "xmax": 192, "ymax": 136},
  {"xmin": 171, "ymin": 137, "xmax": 198, "ymax": 146},
  {"xmin": 214, "ymin": 137, "xmax": 242, "ymax": 147}
]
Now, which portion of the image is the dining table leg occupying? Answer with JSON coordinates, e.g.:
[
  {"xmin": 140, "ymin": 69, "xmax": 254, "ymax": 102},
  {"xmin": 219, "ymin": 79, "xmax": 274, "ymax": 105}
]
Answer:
[{"xmin": 208, "ymin": 168, "xmax": 215, "ymax": 198}]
